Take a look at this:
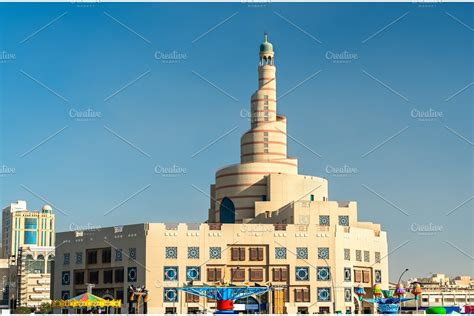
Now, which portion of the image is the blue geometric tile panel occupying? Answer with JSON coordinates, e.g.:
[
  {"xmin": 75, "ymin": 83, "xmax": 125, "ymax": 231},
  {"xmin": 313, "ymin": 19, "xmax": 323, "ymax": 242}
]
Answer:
[
  {"xmin": 296, "ymin": 247, "xmax": 308, "ymax": 259},
  {"xmin": 319, "ymin": 215, "xmax": 330, "ymax": 226},
  {"xmin": 209, "ymin": 247, "xmax": 221, "ymax": 259},
  {"xmin": 344, "ymin": 267, "xmax": 351, "ymax": 282},
  {"xmin": 75, "ymin": 252, "xmax": 82, "ymax": 264},
  {"xmin": 129, "ymin": 248, "xmax": 137, "ymax": 260},
  {"xmin": 317, "ymin": 287, "xmax": 331, "ymax": 302},
  {"xmin": 164, "ymin": 288, "xmax": 178, "ymax": 302},
  {"xmin": 186, "ymin": 266, "xmax": 201, "ymax": 281},
  {"xmin": 318, "ymin": 247, "xmax": 329, "ymax": 259},
  {"xmin": 164, "ymin": 266, "xmax": 179, "ymax": 281},
  {"xmin": 61, "ymin": 271, "xmax": 70, "ymax": 285},
  {"xmin": 295, "ymin": 267, "xmax": 310, "ymax": 281},
  {"xmin": 165, "ymin": 247, "xmax": 178, "ymax": 259},
  {"xmin": 128, "ymin": 267, "xmax": 137, "ymax": 282},
  {"xmin": 344, "ymin": 288, "xmax": 352, "ymax": 302},
  {"xmin": 338, "ymin": 215, "xmax": 349, "ymax": 226},
  {"xmin": 115, "ymin": 249, "xmax": 123, "ymax": 261},
  {"xmin": 375, "ymin": 269, "xmax": 382, "ymax": 283},
  {"xmin": 275, "ymin": 247, "xmax": 287, "ymax": 259},
  {"xmin": 317, "ymin": 267, "xmax": 330, "ymax": 281},
  {"xmin": 188, "ymin": 247, "xmax": 199, "ymax": 259}
]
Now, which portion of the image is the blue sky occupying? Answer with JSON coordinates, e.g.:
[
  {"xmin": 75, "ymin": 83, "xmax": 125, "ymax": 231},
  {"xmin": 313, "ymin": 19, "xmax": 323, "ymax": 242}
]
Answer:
[{"xmin": 0, "ymin": 2, "xmax": 472, "ymax": 281}]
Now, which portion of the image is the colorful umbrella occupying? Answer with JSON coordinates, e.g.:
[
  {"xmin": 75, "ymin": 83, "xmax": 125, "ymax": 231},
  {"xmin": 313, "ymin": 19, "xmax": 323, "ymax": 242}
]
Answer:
[{"xmin": 394, "ymin": 284, "xmax": 406, "ymax": 297}]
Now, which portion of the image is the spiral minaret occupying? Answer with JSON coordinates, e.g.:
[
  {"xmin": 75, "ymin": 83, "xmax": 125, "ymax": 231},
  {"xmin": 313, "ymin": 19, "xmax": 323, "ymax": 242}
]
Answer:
[{"xmin": 209, "ymin": 34, "xmax": 300, "ymax": 223}]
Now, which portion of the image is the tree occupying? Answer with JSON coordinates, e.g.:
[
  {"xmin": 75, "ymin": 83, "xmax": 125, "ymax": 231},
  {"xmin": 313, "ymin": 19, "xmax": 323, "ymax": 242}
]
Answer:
[{"xmin": 38, "ymin": 302, "xmax": 52, "ymax": 314}]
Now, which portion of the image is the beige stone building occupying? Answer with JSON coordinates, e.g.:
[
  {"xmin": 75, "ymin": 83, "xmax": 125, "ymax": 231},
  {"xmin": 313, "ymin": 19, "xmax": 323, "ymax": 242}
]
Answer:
[{"xmin": 53, "ymin": 34, "xmax": 388, "ymax": 314}]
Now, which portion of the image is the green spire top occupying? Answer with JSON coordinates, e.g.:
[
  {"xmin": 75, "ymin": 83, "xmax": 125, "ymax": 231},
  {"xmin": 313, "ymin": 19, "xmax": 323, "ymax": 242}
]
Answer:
[{"xmin": 260, "ymin": 32, "xmax": 273, "ymax": 53}]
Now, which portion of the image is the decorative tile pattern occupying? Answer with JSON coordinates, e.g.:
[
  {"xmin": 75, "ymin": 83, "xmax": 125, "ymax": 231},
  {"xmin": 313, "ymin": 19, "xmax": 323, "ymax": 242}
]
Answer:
[
  {"xmin": 344, "ymin": 288, "xmax": 352, "ymax": 302},
  {"xmin": 127, "ymin": 267, "xmax": 137, "ymax": 282},
  {"xmin": 275, "ymin": 247, "xmax": 287, "ymax": 259},
  {"xmin": 295, "ymin": 267, "xmax": 309, "ymax": 281},
  {"xmin": 375, "ymin": 251, "xmax": 381, "ymax": 263},
  {"xmin": 344, "ymin": 268, "xmax": 351, "ymax": 282},
  {"xmin": 318, "ymin": 247, "xmax": 329, "ymax": 259},
  {"xmin": 61, "ymin": 291, "xmax": 70, "ymax": 300},
  {"xmin": 317, "ymin": 267, "xmax": 330, "ymax": 281},
  {"xmin": 165, "ymin": 247, "xmax": 178, "ymax": 259},
  {"xmin": 296, "ymin": 247, "xmax": 308, "ymax": 259},
  {"xmin": 164, "ymin": 288, "xmax": 178, "ymax": 302},
  {"xmin": 61, "ymin": 271, "xmax": 70, "ymax": 285},
  {"xmin": 344, "ymin": 248, "xmax": 350, "ymax": 261},
  {"xmin": 319, "ymin": 215, "xmax": 330, "ymax": 226},
  {"xmin": 63, "ymin": 253, "xmax": 70, "ymax": 265},
  {"xmin": 317, "ymin": 287, "xmax": 331, "ymax": 302},
  {"xmin": 164, "ymin": 266, "xmax": 179, "ymax": 281},
  {"xmin": 338, "ymin": 215, "xmax": 349, "ymax": 226},
  {"xmin": 188, "ymin": 247, "xmax": 200, "ymax": 259},
  {"xmin": 364, "ymin": 251, "xmax": 370, "ymax": 262},
  {"xmin": 115, "ymin": 249, "xmax": 123, "ymax": 262},
  {"xmin": 75, "ymin": 252, "xmax": 82, "ymax": 264},
  {"xmin": 209, "ymin": 247, "xmax": 221, "ymax": 259},
  {"xmin": 186, "ymin": 266, "xmax": 201, "ymax": 281},
  {"xmin": 375, "ymin": 270, "xmax": 382, "ymax": 283},
  {"xmin": 356, "ymin": 250, "xmax": 362, "ymax": 262},
  {"xmin": 129, "ymin": 248, "xmax": 137, "ymax": 260}
]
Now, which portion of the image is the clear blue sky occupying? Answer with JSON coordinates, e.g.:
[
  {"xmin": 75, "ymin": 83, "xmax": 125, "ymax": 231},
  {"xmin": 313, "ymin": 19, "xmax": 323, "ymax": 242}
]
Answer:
[{"xmin": 0, "ymin": 2, "xmax": 472, "ymax": 281}]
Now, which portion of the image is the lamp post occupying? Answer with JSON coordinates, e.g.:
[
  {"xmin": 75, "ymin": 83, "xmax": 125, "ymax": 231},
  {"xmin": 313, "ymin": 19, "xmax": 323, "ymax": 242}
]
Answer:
[{"xmin": 396, "ymin": 269, "xmax": 409, "ymax": 313}]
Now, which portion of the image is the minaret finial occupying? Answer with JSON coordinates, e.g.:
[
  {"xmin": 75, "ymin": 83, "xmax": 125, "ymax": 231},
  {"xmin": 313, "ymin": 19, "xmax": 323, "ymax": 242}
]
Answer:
[{"xmin": 264, "ymin": 32, "xmax": 268, "ymax": 42}]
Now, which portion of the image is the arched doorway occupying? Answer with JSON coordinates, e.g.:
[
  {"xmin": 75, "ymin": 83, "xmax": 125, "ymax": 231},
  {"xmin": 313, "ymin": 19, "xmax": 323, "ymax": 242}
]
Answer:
[{"xmin": 219, "ymin": 197, "xmax": 235, "ymax": 223}]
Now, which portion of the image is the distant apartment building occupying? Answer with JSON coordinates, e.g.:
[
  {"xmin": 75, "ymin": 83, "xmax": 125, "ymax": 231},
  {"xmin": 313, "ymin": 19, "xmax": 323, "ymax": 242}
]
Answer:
[
  {"xmin": 1, "ymin": 201, "xmax": 55, "ymax": 309},
  {"xmin": 2, "ymin": 201, "xmax": 55, "ymax": 258}
]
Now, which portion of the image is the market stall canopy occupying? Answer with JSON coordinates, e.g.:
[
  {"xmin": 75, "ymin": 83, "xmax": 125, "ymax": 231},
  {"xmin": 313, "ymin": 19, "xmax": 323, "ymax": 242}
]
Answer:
[{"xmin": 52, "ymin": 293, "xmax": 121, "ymax": 308}]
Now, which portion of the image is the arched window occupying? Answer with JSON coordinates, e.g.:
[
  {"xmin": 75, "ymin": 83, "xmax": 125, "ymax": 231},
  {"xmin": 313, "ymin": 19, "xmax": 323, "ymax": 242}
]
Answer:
[
  {"xmin": 35, "ymin": 255, "xmax": 45, "ymax": 274},
  {"xmin": 25, "ymin": 255, "xmax": 35, "ymax": 273},
  {"xmin": 219, "ymin": 197, "xmax": 235, "ymax": 224},
  {"xmin": 263, "ymin": 56, "xmax": 267, "ymax": 65},
  {"xmin": 268, "ymin": 56, "xmax": 272, "ymax": 65}
]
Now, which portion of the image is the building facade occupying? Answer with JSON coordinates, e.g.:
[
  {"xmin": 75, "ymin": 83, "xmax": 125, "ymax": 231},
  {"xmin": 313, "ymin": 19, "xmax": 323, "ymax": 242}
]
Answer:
[
  {"xmin": 2, "ymin": 201, "xmax": 55, "ymax": 258},
  {"xmin": 53, "ymin": 34, "xmax": 388, "ymax": 314},
  {"xmin": 1, "ymin": 201, "xmax": 55, "ymax": 310}
]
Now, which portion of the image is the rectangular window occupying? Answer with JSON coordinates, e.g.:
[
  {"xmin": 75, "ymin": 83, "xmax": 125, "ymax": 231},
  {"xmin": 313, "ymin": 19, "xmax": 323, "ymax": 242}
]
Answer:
[
  {"xmin": 354, "ymin": 270, "xmax": 362, "ymax": 283},
  {"xmin": 103, "ymin": 270, "xmax": 113, "ymax": 284},
  {"xmin": 231, "ymin": 247, "xmax": 245, "ymax": 261},
  {"xmin": 63, "ymin": 253, "xmax": 70, "ymax": 265},
  {"xmin": 356, "ymin": 250, "xmax": 362, "ymax": 262},
  {"xmin": 363, "ymin": 270, "xmax": 370, "ymax": 283},
  {"xmin": 375, "ymin": 251, "xmax": 381, "ymax": 263},
  {"xmin": 364, "ymin": 251, "xmax": 370, "ymax": 262},
  {"xmin": 185, "ymin": 293, "xmax": 200, "ymax": 303},
  {"xmin": 295, "ymin": 289, "xmax": 310, "ymax": 302},
  {"xmin": 344, "ymin": 249, "xmax": 350, "ymax": 261},
  {"xmin": 102, "ymin": 248, "xmax": 112, "ymax": 263},
  {"xmin": 86, "ymin": 250, "xmax": 97, "ymax": 265},
  {"xmin": 24, "ymin": 231, "xmax": 37, "ymax": 245},
  {"xmin": 115, "ymin": 268, "xmax": 124, "ymax": 283},
  {"xmin": 249, "ymin": 247, "xmax": 264, "ymax": 261},
  {"xmin": 264, "ymin": 132, "xmax": 268, "ymax": 136},
  {"xmin": 89, "ymin": 271, "xmax": 99, "ymax": 284},
  {"xmin": 273, "ymin": 268, "xmax": 288, "ymax": 282},
  {"xmin": 231, "ymin": 268, "xmax": 245, "ymax": 282},
  {"xmin": 24, "ymin": 218, "xmax": 37, "ymax": 229},
  {"xmin": 249, "ymin": 268, "xmax": 264, "ymax": 282},
  {"xmin": 74, "ymin": 271, "xmax": 85, "ymax": 285},
  {"xmin": 207, "ymin": 268, "xmax": 222, "ymax": 282},
  {"xmin": 310, "ymin": 194, "xmax": 315, "ymax": 201}
]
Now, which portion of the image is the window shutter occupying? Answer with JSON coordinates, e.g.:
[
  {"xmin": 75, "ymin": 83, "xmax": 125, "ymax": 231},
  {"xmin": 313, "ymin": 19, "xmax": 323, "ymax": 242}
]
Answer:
[
  {"xmin": 273, "ymin": 268, "xmax": 281, "ymax": 281},
  {"xmin": 250, "ymin": 248, "xmax": 257, "ymax": 261},
  {"xmin": 303, "ymin": 289, "xmax": 310, "ymax": 302},
  {"xmin": 239, "ymin": 247, "xmax": 245, "ymax": 261},
  {"xmin": 231, "ymin": 248, "xmax": 239, "ymax": 261},
  {"xmin": 281, "ymin": 268, "xmax": 288, "ymax": 281},
  {"xmin": 363, "ymin": 270, "xmax": 370, "ymax": 283},
  {"xmin": 295, "ymin": 289, "xmax": 302, "ymax": 302},
  {"xmin": 207, "ymin": 268, "xmax": 215, "ymax": 282},
  {"xmin": 355, "ymin": 270, "xmax": 362, "ymax": 283},
  {"xmin": 216, "ymin": 268, "xmax": 222, "ymax": 281},
  {"xmin": 257, "ymin": 248, "xmax": 264, "ymax": 261}
]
